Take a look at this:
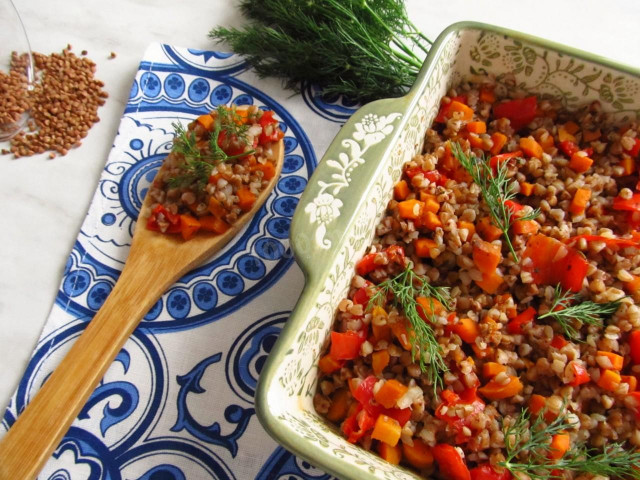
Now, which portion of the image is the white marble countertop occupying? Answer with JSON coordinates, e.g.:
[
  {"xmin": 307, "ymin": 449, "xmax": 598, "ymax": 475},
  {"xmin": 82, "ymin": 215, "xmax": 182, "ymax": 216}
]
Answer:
[{"xmin": 1, "ymin": 0, "xmax": 639, "ymax": 409}]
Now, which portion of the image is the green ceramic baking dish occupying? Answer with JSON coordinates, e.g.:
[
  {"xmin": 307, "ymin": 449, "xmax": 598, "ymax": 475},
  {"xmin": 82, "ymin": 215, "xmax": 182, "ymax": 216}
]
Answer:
[{"xmin": 256, "ymin": 21, "xmax": 640, "ymax": 480}]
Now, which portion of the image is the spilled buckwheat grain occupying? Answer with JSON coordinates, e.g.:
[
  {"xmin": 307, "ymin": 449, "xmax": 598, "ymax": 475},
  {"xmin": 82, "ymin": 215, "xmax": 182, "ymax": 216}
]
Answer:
[{"xmin": 1, "ymin": 45, "xmax": 108, "ymax": 158}]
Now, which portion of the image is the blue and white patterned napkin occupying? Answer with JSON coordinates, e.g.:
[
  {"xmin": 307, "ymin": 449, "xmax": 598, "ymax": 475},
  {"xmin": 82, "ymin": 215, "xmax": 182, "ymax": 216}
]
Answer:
[{"xmin": 0, "ymin": 43, "xmax": 357, "ymax": 480}]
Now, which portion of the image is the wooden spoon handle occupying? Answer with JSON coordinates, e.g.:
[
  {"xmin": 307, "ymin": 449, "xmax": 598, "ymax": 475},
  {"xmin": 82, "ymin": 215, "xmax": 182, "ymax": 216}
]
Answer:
[
  {"xmin": 0, "ymin": 249, "xmax": 170, "ymax": 480},
  {"xmin": 0, "ymin": 138, "xmax": 284, "ymax": 478}
]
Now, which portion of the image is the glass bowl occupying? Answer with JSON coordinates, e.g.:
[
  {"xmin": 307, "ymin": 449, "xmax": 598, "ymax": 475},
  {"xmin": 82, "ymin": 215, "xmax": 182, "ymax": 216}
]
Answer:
[{"xmin": 0, "ymin": 0, "xmax": 35, "ymax": 141}]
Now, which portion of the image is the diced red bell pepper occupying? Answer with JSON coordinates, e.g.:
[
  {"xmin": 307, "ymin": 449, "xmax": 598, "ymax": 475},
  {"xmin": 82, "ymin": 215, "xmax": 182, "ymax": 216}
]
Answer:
[
  {"xmin": 628, "ymin": 211, "xmax": 640, "ymax": 230},
  {"xmin": 146, "ymin": 216, "xmax": 161, "ymax": 232},
  {"xmin": 565, "ymin": 234, "xmax": 639, "ymax": 249},
  {"xmin": 441, "ymin": 388, "xmax": 460, "ymax": 404},
  {"xmin": 352, "ymin": 375, "xmax": 378, "ymax": 405},
  {"xmin": 504, "ymin": 199, "xmax": 523, "ymax": 212},
  {"xmin": 356, "ymin": 253, "xmax": 378, "ymax": 276},
  {"xmin": 342, "ymin": 404, "xmax": 377, "ymax": 443},
  {"xmin": 386, "ymin": 245, "xmax": 405, "ymax": 264},
  {"xmin": 356, "ymin": 245, "xmax": 405, "ymax": 276},
  {"xmin": 566, "ymin": 360, "xmax": 590, "ymax": 386},
  {"xmin": 489, "ymin": 151, "xmax": 522, "ymax": 171},
  {"xmin": 146, "ymin": 204, "xmax": 181, "ymax": 233},
  {"xmin": 470, "ymin": 464, "xmax": 512, "ymax": 480},
  {"xmin": 341, "ymin": 407, "xmax": 360, "ymax": 440},
  {"xmin": 330, "ymin": 331, "xmax": 365, "ymax": 360},
  {"xmin": 258, "ymin": 110, "xmax": 274, "ymax": 124},
  {"xmin": 460, "ymin": 387, "xmax": 485, "ymax": 405},
  {"xmin": 522, "ymin": 234, "xmax": 561, "ymax": 286},
  {"xmin": 432, "ymin": 444, "xmax": 471, "ymax": 480},
  {"xmin": 152, "ymin": 204, "xmax": 179, "ymax": 223},
  {"xmin": 629, "ymin": 331, "xmax": 640, "ymax": 364},
  {"xmin": 217, "ymin": 130, "xmax": 247, "ymax": 157},
  {"xmin": 522, "ymin": 234, "xmax": 588, "ymax": 292},
  {"xmin": 352, "ymin": 284, "xmax": 372, "ymax": 306},
  {"xmin": 506, "ymin": 306, "xmax": 536, "ymax": 334},
  {"xmin": 613, "ymin": 193, "xmax": 640, "ymax": 212},
  {"xmin": 384, "ymin": 407, "xmax": 412, "ymax": 427},
  {"xmin": 405, "ymin": 166, "xmax": 449, "ymax": 186},
  {"xmin": 559, "ymin": 140, "xmax": 580, "ymax": 157},
  {"xmin": 404, "ymin": 166, "xmax": 424, "ymax": 179},
  {"xmin": 425, "ymin": 170, "xmax": 448, "ymax": 186},
  {"xmin": 259, "ymin": 124, "xmax": 284, "ymax": 145},
  {"xmin": 558, "ymin": 250, "xmax": 589, "ymax": 292},
  {"xmin": 259, "ymin": 110, "xmax": 277, "ymax": 126},
  {"xmin": 493, "ymin": 96, "xmax": 537, "ymax": 130},
  {"xmin": 350, "ymin": 281, "xmax": 374, "ymax": 318},
  {"xmin": 435, "ymin": 388, "xmax": 485, "ymax": 444},
  {"xmin": 504, "ymin": 199, "xmax": 524, "ymax": 219},
  {"xmin": 550, "ymin": 335, "xmax": 569, "ymax": 349},
  {"xmin": 258, "ymin": 110, "xmax": 284, "ymax": 144}
]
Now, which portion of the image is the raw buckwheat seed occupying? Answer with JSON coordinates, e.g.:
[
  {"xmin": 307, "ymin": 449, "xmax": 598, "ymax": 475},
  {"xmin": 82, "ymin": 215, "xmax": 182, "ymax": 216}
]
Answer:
[{"xmin": 1, "ymin": 46, "xmax": 108, "ymax": 159}]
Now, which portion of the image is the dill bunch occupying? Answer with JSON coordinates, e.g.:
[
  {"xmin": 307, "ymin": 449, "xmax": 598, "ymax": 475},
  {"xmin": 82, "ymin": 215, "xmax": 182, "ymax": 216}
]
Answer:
[{"xmin": 209, "ymin": 0, "xmax": 431, "ymax": 102}]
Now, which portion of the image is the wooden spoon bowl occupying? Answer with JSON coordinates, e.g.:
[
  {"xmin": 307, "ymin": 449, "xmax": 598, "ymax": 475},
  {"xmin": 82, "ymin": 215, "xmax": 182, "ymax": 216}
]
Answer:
[{"xmin": 0, "ymin": 139, "xmax": 284, "ymax": 479}]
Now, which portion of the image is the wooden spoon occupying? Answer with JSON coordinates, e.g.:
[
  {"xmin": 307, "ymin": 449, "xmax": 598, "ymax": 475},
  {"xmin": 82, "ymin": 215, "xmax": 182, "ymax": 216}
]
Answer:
[{"xmin": 0, "ymin": 139, "xmax": 284, "ymax": 479}]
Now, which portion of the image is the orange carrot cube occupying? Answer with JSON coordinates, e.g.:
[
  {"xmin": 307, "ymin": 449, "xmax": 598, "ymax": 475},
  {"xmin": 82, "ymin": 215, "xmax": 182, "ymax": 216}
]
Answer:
[
  {"xmin": 371, "ymin": 415, "xmax": 402, "ymax": 447},
  {"xmin": 569, "ymin": 152, "xmax": 593, "ymax": 173},
  {"xmin": 394, "ymin": 180, "xmax": 410, "ymax": 200},
  {"xmin": 569, "ymin": 188, "xmax": 591, "ymax": 215},
  {"xmin": 520, "ymin": 182, "xmax": 535, "ymax": 196}
]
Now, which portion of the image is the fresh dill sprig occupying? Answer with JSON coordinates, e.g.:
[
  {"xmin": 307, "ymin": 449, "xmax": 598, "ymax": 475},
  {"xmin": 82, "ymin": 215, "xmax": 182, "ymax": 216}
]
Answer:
[
  {"xmin": 564, "ymin": 443, "xmax": 640, "ymax": 479},
  {"xmin": 168, "ymin": 107, "xmax": 256, "ymax": 189},
  {"xmin": 501, "ymin": 404, "xmax": 577, "ymax": 478},
  {"xmin": 209, "ymin": 0, "xmax": 431, "ymax": 102},
  {"xmin": 451, "ymin": 142, "xmax": 540, "ymax": 262},
  {"xmin": 367, "ymin": 264, "xmax": 451, "ymax": 388},
  {"xmin": 500, "ymin": 406, "xmax": 640, "ymax": 479},
  {"xmin": 172, "ymin": 121, "xmax": 201, "ymax": 158},
  {"xmin": 167, "ymin": 158, "xmax": 213, "ymax": 191},
  {"xmin": 538, "ymin": 284, "xmax": 622, "ymax": 339},
  {"xmin": 215, "ymin": 105, "xmax": 252, "ymax": 145},
  {"xmin": 207, "ymin": 105, "xmax": 256, "ymax": 162}
]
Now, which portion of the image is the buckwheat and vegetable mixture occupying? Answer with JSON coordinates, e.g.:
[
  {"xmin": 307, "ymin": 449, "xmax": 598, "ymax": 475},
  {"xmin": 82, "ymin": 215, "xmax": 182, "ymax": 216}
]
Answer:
[
  {"xmin": 315, "ymin": 78, "xmax": 640, "ymax": 479},
  {"xmin": 146, "ymin": 105, "xmax": 283, "ymax": 240}
]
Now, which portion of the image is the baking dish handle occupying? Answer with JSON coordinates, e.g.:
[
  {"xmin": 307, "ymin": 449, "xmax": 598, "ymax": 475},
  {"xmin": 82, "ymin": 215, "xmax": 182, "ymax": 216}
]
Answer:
[{"xmin": 289, "ymin": 96, "xmax": 408, "ymax": 278}]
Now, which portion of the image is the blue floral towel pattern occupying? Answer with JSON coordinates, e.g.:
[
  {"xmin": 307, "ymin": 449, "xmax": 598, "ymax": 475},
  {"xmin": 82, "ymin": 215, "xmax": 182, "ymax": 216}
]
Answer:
[{"xmin": 0, "ymin": 43, "xmax": 358, "ymax": 480}]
